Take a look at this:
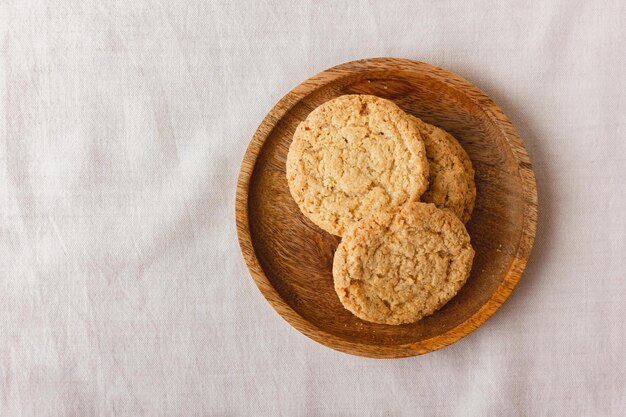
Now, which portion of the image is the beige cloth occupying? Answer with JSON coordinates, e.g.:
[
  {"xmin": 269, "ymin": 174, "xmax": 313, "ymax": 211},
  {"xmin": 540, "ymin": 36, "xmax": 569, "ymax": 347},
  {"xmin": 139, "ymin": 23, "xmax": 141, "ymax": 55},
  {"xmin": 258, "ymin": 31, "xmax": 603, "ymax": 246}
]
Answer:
[{"xmin": 1, "ymin": 0, "xmax": 624, "ymax": 415}]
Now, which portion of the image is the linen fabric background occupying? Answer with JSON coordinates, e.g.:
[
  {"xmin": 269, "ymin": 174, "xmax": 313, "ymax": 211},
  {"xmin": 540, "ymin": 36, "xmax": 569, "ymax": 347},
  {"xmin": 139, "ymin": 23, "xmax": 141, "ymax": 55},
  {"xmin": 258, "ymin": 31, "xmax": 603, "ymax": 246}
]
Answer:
[{"xmin": 1, "ymin": 0, "xmax": 624, "ymax": 415}]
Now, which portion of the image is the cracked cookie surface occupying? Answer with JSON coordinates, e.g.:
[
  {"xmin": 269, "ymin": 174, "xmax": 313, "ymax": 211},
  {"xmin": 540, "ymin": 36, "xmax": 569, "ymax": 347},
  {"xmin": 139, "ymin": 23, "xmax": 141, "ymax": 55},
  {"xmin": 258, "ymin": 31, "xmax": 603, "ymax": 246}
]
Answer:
[
  {"xmin": 333, "ymin": 202, "xmax": 474, "ymax": 325},
  {"xmin": 410, "ymin": 116, "xmax": 476, "ymax": 223},
  {"xmin": 286, "ymin": 95, "xmax": 429, "ymax": 237}
]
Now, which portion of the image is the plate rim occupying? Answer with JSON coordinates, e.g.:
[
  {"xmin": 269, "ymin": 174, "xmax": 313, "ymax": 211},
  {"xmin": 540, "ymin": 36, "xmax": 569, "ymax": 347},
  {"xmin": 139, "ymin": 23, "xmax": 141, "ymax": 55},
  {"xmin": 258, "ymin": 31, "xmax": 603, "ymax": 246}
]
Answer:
[{"xmin": 235, "ymin": 57, "xmax": 538, "ymax": 358}]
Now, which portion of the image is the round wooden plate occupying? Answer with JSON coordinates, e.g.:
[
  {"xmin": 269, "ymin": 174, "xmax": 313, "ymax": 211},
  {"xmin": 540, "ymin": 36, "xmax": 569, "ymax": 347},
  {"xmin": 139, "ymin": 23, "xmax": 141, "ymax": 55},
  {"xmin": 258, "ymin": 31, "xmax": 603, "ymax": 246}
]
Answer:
[{"xmin": 236, "ymin": 58, "xmax": 537, "ymax": 358}]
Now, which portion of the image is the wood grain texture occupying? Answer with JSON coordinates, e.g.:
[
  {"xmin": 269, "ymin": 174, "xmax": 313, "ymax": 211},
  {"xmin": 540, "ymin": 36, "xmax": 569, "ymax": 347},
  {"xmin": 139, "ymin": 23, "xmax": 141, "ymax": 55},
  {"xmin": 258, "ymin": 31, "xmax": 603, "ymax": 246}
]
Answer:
[{"xmin": 235, "ymin": 58, "xmax": 538, "ymax": 358}]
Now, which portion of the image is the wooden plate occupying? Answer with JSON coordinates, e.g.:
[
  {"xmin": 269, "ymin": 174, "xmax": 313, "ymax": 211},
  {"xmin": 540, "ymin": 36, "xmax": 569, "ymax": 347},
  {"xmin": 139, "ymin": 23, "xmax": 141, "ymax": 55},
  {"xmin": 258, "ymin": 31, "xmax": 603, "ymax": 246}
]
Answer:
[{"xmin": 236, "ymin": 58, "xmax": 537, "ymax": 358}]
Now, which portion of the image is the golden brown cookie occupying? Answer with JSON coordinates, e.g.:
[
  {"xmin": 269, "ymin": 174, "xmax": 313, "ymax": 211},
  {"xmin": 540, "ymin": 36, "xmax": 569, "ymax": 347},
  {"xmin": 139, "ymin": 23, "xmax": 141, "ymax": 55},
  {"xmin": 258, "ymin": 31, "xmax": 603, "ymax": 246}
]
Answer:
[
  {"xmin": 286, "ymin": 95, "xmax": 429, "ymax": 237},
  {"xmin": 333, "ymin": 202, "xmax": 475, "ymax": 325},
  {"xmin": 409, "ymin": 116, "xmax": 476, "ymax": 223},
  {"xmin": 408, "ymin": 116, "xmax": 476, "ymax": 223}
]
